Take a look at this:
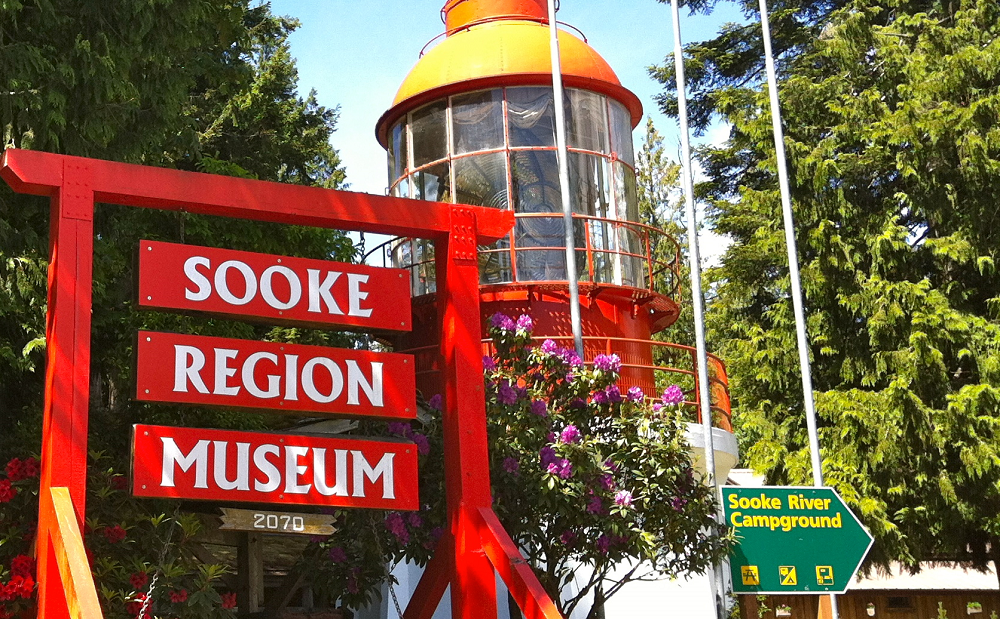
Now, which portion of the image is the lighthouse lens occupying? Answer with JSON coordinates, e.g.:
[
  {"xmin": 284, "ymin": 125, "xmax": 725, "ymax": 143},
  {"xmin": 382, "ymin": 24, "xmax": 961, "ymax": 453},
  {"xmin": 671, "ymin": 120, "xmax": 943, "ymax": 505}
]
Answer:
[{"xmin": 452, "ymin": 90, "xmax": 504, "ymax": 154}]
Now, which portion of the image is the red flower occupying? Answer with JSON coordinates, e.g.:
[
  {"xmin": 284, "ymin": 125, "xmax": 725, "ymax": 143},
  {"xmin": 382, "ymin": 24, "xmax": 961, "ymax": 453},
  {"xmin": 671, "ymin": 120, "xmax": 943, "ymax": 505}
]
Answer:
[
  {"xmin": 20, "ymin": 458, "xmax": 39, "ymax": 479},
  {"xmin": 102, "ymin": 525, "xmax": 127, "ymax": 544},
  {"xmin": 0, "ymin": 604, "xmax": 12, "ymax": 618},
  {"xmin": 221, "ymin": 592, "xmax": 237, "ymax": 610},
  {"xmin": 10, "ymin": 555, "xmax": 33, "ymax": 578},
  {"xmin": 0, "ymin": 480, "xmax": 16, "ymax": 503},
  {"xmin": 110, "ymin": 475, "xmax": 128, "ymax": 491},
  {"xmin": 170, "ymin": 589, "xmax": 188, "ymax": 603},
  {"xmin": 129, "ymin": 572, "xmax": 148, "ymax": 590},
  {"xmin": 5, "ymin": 459, "xmax": 23, "ymax": 482},
  {"xmin": 126, "ymin": 594, "xmax": 151, "ymax": 619},
  {"xmin": 5, "ymin": 576, "xmax": 34, "ymax": 600}
]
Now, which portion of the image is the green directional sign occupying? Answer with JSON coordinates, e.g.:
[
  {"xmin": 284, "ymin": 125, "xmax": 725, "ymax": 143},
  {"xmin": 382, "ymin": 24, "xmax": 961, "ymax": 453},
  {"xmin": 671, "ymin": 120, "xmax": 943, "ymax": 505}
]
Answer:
[{"xmin": 724, "ymin": 486, "xmax": 874, "ymax": 594}]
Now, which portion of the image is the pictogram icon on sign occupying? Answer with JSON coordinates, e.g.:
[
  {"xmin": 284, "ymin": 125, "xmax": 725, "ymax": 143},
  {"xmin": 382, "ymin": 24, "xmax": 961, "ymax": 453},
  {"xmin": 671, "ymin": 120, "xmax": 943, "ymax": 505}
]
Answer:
[
  {"xmin": 741, "ymin": 566, "xmax": 760, "ymax": 586},
  {"xmin": 779, "ymin": 566, "xmax": 797, "ymax": 586},
  {"xmin": 816, "ymin": 566, "xmax": 835, "ymax": 585}
]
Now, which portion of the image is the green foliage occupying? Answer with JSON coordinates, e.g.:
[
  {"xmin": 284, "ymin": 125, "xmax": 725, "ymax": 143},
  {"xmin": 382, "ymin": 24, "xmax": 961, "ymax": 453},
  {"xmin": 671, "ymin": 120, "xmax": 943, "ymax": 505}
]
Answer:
[{"xmin": 654, "ymin": 0, "xmax": 1000, "ymax": 576}]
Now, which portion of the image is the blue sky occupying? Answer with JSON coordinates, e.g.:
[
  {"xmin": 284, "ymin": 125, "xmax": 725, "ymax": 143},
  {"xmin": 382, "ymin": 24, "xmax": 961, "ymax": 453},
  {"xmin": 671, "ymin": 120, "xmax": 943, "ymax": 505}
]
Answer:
[{"xmin": 267, "ymin": 0, "xmax": 744, "ymax": 195}]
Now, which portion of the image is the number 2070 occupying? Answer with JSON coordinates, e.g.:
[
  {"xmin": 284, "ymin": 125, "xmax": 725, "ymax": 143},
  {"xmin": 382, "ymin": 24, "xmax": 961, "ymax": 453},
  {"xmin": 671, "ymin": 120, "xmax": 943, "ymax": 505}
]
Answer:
[{"xmin": 253, "ymin": 513, "xmax": 305, "ymax": 532}]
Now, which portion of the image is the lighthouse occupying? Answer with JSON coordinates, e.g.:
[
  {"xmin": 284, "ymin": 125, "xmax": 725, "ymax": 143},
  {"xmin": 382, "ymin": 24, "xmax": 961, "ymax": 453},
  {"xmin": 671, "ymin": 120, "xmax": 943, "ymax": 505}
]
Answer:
[{"xmin": 372, "ymin": 0, "xmax": 737, "ymax": 475}]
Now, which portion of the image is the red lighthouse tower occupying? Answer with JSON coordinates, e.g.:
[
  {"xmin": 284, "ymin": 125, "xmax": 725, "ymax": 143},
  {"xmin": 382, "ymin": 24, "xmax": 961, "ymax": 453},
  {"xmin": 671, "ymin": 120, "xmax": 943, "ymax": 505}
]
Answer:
[{"xmin": 373, "ymin": 0, "xmax": 733, "ymax": 439}]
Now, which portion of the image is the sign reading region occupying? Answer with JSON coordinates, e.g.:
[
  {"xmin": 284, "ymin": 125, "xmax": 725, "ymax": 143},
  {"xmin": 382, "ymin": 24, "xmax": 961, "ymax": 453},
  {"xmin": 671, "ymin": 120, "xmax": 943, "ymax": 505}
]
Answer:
[
  {"xmin": 132, "ymin": 425, "xmax": 419, "ymax": 510},
  {"xmin": 724, "ymin": 486, "xmax": 873, "ymax": 594},
  {"xmin": 136, "ymin": 331, "xmax": 416, "ymax": 419},
  {"xmin": 137, "ymin": 240, "xmax": 411, "ymax": 332}
]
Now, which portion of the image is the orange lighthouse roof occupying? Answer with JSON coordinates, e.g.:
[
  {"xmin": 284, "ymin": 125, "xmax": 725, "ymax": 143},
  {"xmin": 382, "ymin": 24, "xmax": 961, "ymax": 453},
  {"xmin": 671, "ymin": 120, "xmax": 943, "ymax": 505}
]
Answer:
[{"xmin": 375, "ymin": 1, "xmax": 643, "ymax": 146}]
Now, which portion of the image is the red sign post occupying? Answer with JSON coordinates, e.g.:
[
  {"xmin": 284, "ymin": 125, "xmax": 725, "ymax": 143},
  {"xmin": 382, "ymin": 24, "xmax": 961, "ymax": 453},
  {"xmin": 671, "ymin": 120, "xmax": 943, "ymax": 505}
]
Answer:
[{"xmin": 0, "ymin": 148, "xmax": 562, "ymax": 619}]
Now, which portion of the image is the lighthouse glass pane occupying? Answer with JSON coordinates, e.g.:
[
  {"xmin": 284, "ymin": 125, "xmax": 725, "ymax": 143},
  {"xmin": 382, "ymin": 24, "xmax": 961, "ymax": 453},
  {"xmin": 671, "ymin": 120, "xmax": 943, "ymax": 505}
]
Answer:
[
  {"xmin": 452, "ymin": 90, "xmax": 504, "ymax": 155},
  {"xmin": 511, "ymin": 151, "xmax": 561, "ymax": 214},
  {"xmin": 413, "ymin": 162, "xmax": 451, "ymax": 203},
  {"xmin": 454, "ymin": 153, "xmax": 508, "ymax": 209},
  {"xmin": 479, "ymin": 237, "xmax": 513, "ymax": 285},
  {"xmin": 389, "ymin": 121, "xmax": 407, "ymax": 183},
  {"xmin": 610, "ymin": 101, "xmax": 635, "ymax": 166},
  {"xmin": 568, "ymin": 153, "xmax": 610, "ymax": 218},
  {"xmin": 566, "ymin": 90, "xmax": 609, "ymax": 153},
  {"xmin": 507, "ymin": 87, "xmax": 556, "ymax": 147},
  {"xmin": 411, "ymin": 102, "xmax": 448, "ymax": 167},
  {"xmin": 613, "ymin": 161, "xmax": 640, "ymax": 223}
]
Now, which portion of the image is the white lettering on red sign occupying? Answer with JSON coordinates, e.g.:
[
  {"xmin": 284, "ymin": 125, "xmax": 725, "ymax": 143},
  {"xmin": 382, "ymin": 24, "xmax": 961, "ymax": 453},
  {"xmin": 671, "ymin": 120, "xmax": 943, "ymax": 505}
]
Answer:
[{"xmin": 132, "ymin": 425, "xmax": 419, "ymax": 510}]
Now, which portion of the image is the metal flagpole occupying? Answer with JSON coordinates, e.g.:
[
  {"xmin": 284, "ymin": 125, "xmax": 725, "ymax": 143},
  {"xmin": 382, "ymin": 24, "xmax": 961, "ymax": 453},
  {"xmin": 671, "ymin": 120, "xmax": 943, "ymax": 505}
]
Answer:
[
  {"xmin": 547, "ymin": 0, "xmax": 585, "ymax": 357},
  {"xmin": 757, "ymin": 0, "xmax": 839, "ymax": 617},
  {"xmin": 668, "ymin": 2, "xmax": 726, "ymax": 617}
]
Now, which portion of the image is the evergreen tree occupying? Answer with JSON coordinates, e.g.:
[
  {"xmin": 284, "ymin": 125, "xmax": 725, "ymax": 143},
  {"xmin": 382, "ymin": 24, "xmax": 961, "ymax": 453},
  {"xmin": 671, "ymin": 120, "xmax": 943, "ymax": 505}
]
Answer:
[{"xmin": 653, "ymin": 0, "xmax": 1000, "ymax": 576}]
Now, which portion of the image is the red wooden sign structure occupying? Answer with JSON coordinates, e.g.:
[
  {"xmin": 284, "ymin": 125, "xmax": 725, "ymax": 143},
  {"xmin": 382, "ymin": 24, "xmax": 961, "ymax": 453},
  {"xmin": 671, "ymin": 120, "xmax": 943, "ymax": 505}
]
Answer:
[{"xmin": 0, "ymin": 148, "xmax": 563, "ymax": 619}]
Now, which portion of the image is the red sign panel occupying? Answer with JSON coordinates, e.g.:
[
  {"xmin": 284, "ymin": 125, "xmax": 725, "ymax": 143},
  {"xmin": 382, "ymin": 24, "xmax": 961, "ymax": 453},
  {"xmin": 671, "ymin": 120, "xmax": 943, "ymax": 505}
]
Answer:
[
  {"xmin": 136, "ymin": 331, "xmax": 416, "ymax": 419},
  {"xmin": 132, "ymin": 424, "xmax": 418, "ymax": 510},
  {"xmin": 137, "ymin": 240, "xmax": 411, "ymax": 332}
]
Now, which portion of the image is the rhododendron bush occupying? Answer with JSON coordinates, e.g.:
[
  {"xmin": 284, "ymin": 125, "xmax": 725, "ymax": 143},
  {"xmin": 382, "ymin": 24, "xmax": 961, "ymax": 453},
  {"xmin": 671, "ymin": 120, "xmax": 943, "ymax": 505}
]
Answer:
[{"xmin": 392, "ymin": 314, "xmax": 731, "ymax": 618}]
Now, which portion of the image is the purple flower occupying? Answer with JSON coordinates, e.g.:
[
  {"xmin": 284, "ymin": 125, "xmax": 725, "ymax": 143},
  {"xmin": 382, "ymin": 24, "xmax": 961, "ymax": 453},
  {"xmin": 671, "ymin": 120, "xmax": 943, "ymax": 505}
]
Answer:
[
  {"xmin": 599, "ymin": 473, "xmax": 615, "ymax": 490},
  {"xmin": 412, "ymin": 433, "xmax": 430, "ymax": 456},
  {"xmin": 515, "ymin": 314, "xmax": 534, "ymax": 333},
  {"xmin": 559, "ymin": 425, "xmax": 581, "ymax": 445},
  {"xmin": 587, "ymin": 495, "xmax": 604, "ymax": 514},
  {"xmin": 593, "ymin": 353, "xmax": 622, "ymax": 373},
  {"xmin": 596, "ymin": 534, "xmax": 611, "ymax": 553},
  {"xmin": 671, "ymin": 496, "xmax": 688, "ymax": 511},
  {"xmin": 385, "ymin": 512, "xmax": 410, "ymax": 544},
  {"xmin": 387, "ymin": 422, "xmax": 412, "ymax": 438},
  {"xmin": 547, "ymin": 432, "xmax": 556, "ymax": 443},
  {"xmin": 498, "ymin": 380, "xmax": 518, "ymax": 405},
  {"xmin": 614, "ymin": 490, "xmax": 633, "ymax": 508},
  {"xmin": 565, "ymin": 371, "xmax": 575, "ymax": 383},
  {"xmin": 662, "ymin": 385, "xmax": 685, "ymax": 405},
  {"xmin": 407, "ymin": 513, "xmax": 423, "ymax": 528},
  {"xmin": 540, "ymin": 446, "xmax": 558, "ymax": 468},
  {"xmin": 604, "ymin": 459, "xmax": 620, "ymax": 472},
  {"xmin": 560, "ymin": 530, "xmax": 577, "ymax": 545},
  {"xmin": 482, "ymin": 355, "xmax": 497, "ymax": 371},
  {"xmin": 328, "ymin": 546, "xmax": 348, "ymax": 562},
  {"xmin": 652, "ymin": 403, "xmax": 663, "ymax": 413},
  {"xmin": 530, "ymin": 399, "xmax": 548, "ymax": 417},
  {"xmin": 570, "ymin": 398, "xmax": 587, "ymax": 409},
  {"xmin": 592, "ymin": 390, "xmax": 608, "ymax": 405},
  {"xmin": 503, "ymin": 457, "xmax": 520, "ymax": 474},
  {"xmin": 627, "ymin": 386, "xmax": 644, "ymax": 402},
  {"xmin": 431, "ymin": 527, "xmax": 444, "ymax": 540},
  {"xmin": 490, "ymin": 312, "xmax": 515, "ymax": 331},
  {"xmin": 427, "ymin": 394, "xmax": 443, "ymax": 410},
  {"xmin": 606, "ymin": 385, "xmax": 622, "ymax": 403},
  {"xmin": 540, "ymin": 339, "xmax": 558, "ymax": 354}
]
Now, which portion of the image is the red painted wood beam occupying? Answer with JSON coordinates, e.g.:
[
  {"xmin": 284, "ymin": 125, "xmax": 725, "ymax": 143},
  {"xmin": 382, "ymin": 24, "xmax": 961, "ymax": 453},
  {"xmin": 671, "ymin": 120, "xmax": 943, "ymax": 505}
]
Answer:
[{"xmin": 0, "ymin": 149, "xmax": 513, "ymax": 242}]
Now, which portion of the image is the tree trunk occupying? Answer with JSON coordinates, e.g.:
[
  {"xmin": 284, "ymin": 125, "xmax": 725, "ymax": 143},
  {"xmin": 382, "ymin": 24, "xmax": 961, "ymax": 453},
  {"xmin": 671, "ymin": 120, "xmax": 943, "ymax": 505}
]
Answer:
[{"xmin": 585, "ymin": 587, "xmax": 606, "ymax": 619}]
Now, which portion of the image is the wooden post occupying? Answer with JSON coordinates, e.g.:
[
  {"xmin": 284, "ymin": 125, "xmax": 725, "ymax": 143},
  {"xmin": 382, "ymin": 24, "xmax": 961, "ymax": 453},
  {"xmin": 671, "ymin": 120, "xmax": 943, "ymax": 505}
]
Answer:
[{"xmin": 237, "ymin": 533, "xmax": 264, "ymax": 614}]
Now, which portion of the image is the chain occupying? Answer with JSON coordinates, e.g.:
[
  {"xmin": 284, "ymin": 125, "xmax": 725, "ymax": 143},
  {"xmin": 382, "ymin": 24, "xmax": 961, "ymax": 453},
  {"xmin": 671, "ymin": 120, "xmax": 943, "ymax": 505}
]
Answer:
[
  {"xmin": 368, "ymin": 513, "xmax": 405, "ymax": 619},
  {"xmin": 139, "ymin": 507, "xmax": 181, "ymax": 619}
]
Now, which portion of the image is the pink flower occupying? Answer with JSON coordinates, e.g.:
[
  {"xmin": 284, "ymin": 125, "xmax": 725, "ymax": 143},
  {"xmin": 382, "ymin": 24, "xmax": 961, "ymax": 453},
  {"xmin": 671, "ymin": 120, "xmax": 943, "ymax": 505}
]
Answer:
[
  {"xmin": 559, "ymin": 425, "xmax": 581, "ymax": 444},
  {"xmin": 587, "ymin": 495, "xmax": 604, "ymax": 515},
  {"xmin": 596, "ymin": 534, "xmax": 611, "ymax": 553},
  {"xmin": 661, "ymin": 385, "xmax": 685, "ymax": 405},
  {"xmin": 540, "ymin": 339, "xmax": 558, "ymax": 354},
  {"xmin": 515, "ymin": 314, "xmax": 534, "ymax": 333},
  {"xmin": 599, "ymin": 473, "xmax": 615, "ymax": 491},
  {"xmin": 547, "ymin": 459, "xmax": 573, "ymax": 479},
  {"xmin": 627, "ymin": 386, "xmax": 644, "ymax": 402},
  {"xmin": 614, "ymin": 490, "xmax": 633, "ymax": 508},
  {"xmin": 560, "ymin": 530, "xmax": 577, "ymax": 545},
  {"xmin": 593, "ymin": 354, "xmax": 621, "ymax": 373}
]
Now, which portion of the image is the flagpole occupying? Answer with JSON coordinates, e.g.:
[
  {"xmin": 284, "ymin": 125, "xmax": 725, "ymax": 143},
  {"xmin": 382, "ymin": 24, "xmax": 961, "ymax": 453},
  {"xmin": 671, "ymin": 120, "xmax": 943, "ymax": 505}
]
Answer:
[
  {"xmin": 668, "ymin": 1, "xmax": 726, "ymax": 616},
  {"xmin": 547, "ymin": 0, "xmax": 585, "ymax": 357},
  {"xmin": 758, "ymin": 0, "xmax": 839, "ymax": 616}
]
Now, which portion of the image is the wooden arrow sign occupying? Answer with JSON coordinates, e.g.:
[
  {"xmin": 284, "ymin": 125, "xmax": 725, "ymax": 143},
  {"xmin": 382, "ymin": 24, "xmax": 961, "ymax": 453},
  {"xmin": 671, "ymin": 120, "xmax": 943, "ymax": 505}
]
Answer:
[{"xmin": 219, "ymin": 508, "xmax": 336, "ymax": 536}]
